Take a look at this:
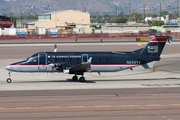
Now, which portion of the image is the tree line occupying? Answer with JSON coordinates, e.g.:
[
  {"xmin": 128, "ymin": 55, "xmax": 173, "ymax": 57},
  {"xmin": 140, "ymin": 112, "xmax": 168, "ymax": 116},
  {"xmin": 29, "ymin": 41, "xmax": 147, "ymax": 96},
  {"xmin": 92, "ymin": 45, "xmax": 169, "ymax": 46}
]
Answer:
[
  {"xmin": 5, "ymin": 11, "xmax": 178, "ymax": 27},
  {"xmin": 91, "ymin": 11, "xmax": 178, "ymax": 26}
]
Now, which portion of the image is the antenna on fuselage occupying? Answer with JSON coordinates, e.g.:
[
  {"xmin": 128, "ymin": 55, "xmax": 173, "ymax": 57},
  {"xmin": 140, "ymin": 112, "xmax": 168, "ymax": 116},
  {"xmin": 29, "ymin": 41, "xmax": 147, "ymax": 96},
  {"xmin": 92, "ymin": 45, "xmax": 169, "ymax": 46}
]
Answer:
[{"xmin": 54, "ymin": 44, "xmax": 57, "ymax": 52}]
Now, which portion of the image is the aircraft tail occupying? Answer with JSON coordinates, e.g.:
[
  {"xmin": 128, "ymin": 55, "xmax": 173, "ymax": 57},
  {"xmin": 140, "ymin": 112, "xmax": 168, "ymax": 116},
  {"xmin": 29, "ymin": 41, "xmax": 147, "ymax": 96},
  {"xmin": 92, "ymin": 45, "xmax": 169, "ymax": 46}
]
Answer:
[
  {"xmin": 131, "ymin": 36, "xmax": 172, "ymax": 71},
  {"xmin": 138, "ymin": 36, "xmax": 172, "ymax": 61}
]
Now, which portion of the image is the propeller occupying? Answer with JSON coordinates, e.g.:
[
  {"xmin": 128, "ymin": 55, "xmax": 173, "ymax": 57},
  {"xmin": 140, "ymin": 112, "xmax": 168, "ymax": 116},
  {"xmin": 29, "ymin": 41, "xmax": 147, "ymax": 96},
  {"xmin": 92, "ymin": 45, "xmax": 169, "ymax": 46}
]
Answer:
[
  {"xmin": 48, "ymin": 58, "xmax": 62, "ymax": 71},
  {"xmin": 49, "ymin": 57, "xmax": 57, "ymax": 70},
  {"xmin": 48, "ymin": 63, "xmax": 55, "ymax": 67}
]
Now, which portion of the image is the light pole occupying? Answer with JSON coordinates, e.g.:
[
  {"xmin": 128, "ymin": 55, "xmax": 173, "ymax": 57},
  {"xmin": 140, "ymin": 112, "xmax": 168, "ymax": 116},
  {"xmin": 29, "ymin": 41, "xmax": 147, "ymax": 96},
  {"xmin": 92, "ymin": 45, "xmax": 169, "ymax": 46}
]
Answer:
[{"xmin": 177, "ymin": 0, "xmax": 179, "ymax": 17}]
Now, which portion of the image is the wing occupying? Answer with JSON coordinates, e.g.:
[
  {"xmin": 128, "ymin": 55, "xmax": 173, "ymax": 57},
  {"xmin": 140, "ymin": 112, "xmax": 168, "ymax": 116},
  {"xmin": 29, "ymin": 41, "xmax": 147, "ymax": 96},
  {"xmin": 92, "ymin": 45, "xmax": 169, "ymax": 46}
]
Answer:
[
  {"xmin": 49, "ymin": 57, "xmax": 92, "ymax": 74},
  {"xmin": 69, "ymin": 57, "xmax": 92, "ymax": 74}
]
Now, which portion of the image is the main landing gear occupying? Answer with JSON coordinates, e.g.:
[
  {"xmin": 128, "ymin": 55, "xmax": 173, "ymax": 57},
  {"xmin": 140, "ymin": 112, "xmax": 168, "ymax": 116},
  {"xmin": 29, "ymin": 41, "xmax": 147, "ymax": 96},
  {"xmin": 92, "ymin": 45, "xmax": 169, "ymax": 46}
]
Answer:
[
  {"xmin": 72, "ymin": 75, "xmax": 85, "ymax": 82},
  {"xmin": 7, "ymin": 71, "xmax": 12, "ymax": 83},
  {"xmin": 72, "ymin": 76, "xmax": 78, "ymax": 81}
]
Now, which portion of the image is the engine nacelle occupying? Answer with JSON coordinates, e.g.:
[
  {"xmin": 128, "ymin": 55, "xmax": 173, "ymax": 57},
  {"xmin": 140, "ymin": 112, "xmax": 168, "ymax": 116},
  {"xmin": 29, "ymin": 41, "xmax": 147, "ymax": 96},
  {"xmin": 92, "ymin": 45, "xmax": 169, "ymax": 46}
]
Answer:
[{"xmin": 63, "ymin": 69, "xmax": 69, "ymax": 74}]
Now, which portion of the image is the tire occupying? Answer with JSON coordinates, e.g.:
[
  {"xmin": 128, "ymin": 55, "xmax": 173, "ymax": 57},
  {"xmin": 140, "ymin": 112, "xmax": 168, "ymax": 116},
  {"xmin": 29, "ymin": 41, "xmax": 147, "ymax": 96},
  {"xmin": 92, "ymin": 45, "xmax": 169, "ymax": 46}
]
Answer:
[
  {"xmin": 72, "ymin": 76, "xmax": 78, "ymax": 81},
  {"xmin": 7, "ymin": 78, "xmax": 12, "ymax": 83},
  {"xmin": 79, "ymin": 77, "xmax": 85, "ymax": 82}
]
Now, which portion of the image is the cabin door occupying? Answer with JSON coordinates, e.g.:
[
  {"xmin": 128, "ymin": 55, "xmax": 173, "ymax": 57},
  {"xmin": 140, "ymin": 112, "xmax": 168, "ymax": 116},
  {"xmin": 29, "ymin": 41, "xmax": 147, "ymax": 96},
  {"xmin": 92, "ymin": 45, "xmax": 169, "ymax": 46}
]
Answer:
[
  {"xmin": 82, "ymin": 54, "xmax": 88, "ymax": 63},
  {"xmin": 38, "ymin": 53, "xmax": 47, "ymax": 70}
]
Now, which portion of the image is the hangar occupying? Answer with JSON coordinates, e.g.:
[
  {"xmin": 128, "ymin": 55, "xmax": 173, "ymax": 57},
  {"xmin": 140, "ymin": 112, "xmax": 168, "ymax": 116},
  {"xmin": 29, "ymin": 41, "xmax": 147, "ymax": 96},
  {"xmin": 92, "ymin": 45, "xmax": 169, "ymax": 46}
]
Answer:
[{"xmin": 27, "ymin": 10, "xmax": 90, "ymax": 29}]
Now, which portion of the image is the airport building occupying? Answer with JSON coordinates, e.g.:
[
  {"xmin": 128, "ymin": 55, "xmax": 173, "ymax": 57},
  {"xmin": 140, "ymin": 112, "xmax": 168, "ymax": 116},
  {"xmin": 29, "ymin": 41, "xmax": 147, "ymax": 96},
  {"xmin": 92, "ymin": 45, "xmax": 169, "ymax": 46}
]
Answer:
[
  {"xmin": 0, "ymin": 15, "xmax": 12, "ymax": 28},
  {"xmin": 27, "ymin": 10, "xmax": 90, "ymax": 29}
]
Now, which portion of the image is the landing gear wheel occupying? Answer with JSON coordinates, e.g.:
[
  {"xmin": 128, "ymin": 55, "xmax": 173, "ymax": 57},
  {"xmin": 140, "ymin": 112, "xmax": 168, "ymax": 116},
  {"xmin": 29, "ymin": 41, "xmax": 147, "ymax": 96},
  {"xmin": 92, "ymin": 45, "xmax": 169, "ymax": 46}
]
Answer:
[
  {"xmin": 72, "ymin": 76, "xmax": 78, "ymax": 81},
  {"xmin": 79, "ymin": 77, "xmax": 85, "ymax": 82},
  {"xmin": 7, "ymin": 78, "xmax": 12, "ymax": 83}
]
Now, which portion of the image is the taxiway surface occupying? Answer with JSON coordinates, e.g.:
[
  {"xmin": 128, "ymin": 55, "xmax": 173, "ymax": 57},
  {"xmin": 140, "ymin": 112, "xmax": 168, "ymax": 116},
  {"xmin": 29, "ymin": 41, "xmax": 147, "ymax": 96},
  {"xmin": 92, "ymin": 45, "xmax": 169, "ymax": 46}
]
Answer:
[{"xmin": 0, "ymin": 42, "xmax": 180, "ymax": 120}]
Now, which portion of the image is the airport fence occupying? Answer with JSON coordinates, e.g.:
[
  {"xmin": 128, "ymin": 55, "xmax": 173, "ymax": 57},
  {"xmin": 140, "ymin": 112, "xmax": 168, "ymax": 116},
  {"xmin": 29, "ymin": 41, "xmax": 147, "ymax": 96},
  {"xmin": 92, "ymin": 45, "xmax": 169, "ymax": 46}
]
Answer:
[{"xmin": 0, "ymin": 32, "xmax": 179, "ymax": 40}]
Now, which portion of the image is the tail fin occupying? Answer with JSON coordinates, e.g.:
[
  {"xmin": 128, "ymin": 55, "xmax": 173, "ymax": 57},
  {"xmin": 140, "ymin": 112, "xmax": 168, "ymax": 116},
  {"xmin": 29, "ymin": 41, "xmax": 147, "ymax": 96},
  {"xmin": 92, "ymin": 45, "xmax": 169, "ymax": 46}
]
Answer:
[
  {"xmin": 131, "ymin": 36, "xmax": 172, "ymax": 71},
  {"xmin": 139, "ymin": 36, "xmax": 172, "ymax": 60}
]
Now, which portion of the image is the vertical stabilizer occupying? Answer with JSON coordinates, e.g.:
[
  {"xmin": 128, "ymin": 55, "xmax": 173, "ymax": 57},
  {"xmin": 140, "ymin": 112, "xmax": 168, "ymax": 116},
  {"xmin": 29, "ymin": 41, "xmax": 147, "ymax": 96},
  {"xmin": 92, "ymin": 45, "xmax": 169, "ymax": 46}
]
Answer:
[{"xmin": 140, "ymin": 36, "xmax": 172, "ymax": 58}]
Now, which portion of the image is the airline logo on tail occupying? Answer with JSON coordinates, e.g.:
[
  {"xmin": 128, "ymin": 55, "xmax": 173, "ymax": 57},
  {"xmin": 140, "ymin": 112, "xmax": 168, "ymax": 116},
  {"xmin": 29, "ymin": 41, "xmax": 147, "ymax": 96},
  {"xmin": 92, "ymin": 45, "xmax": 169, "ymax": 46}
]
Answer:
[{"xmin": 148, "ymin": 46, "xmax": 158, "ymax": 53}]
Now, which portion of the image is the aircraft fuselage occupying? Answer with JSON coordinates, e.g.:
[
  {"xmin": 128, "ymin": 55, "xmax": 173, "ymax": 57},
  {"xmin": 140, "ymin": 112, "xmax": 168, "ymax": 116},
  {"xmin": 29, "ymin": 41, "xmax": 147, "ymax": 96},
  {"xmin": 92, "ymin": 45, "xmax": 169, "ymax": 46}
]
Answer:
[{"xmin": 6, "ymin": 51, "xmax": 145, "ymax": 73}]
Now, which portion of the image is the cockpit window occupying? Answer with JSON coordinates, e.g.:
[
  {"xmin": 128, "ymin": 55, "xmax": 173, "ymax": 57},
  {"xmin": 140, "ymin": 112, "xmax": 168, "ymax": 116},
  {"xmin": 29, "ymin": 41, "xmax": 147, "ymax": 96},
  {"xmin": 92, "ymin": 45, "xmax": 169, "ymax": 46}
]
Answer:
[
  {"xmin": 26, "ymin": 57, "xmax": 31, "ymax": 61},
  {"xmin": 27, "ymin": 57, "xmax": 36, "ymax": 62}
]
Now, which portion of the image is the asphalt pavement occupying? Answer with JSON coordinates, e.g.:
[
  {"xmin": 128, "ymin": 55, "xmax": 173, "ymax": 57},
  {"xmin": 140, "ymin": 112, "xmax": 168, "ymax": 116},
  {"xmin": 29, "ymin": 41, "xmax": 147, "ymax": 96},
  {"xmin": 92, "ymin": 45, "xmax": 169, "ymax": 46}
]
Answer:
[{"xmin": 0, "ymin": 41, "xmax": 180, "ymax": 120}]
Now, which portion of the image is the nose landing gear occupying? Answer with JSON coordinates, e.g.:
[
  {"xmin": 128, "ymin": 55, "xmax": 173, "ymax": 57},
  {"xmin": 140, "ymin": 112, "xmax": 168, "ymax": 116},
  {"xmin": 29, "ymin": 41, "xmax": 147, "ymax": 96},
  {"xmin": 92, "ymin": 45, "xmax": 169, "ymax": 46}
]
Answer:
[{"xmin": 7, "ymin": 71, "xmax": 12, "ymax": 83}]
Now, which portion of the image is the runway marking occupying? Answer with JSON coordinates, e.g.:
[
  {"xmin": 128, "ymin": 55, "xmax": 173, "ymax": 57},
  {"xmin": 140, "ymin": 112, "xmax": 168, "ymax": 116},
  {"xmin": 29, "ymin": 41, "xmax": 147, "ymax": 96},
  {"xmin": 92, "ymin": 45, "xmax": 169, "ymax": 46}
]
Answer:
[
  {"xmin": 120, "ymin": 105, "xmax": 135, "ymax": 107},
  {"xmin": 137, "ymin": 44, "xmax": 142, "ymax": 46},
  {"xmin": 88, "ymin": 68, "xmax": 157, "ymax": 79},
  {"xmin": 152, "ymin": 64, "xmax": 180, "ymax": 74},
  {"xmin": 88, "ymin": 63, "xmax": 179, "ymax": 79},
  {"xmin": 142, "ymin": 83, "xmax": 180, "ymax": 87},
  {"xmin": 94, "ymin": 105, "xmax": 112, "ymax": 108},
  {"xmin": 42, "ymin": 106, "xmax": 59, "ymax": 109},
  {"xmin": 0, "ymin": 104, "xmax": 180, "ymax": 110},
  {"xmin": 150, "ymin": 62, "xmax": 180, "ymax": 74},
  {"xmin": 69, "ymin": 106, "xmax": 84, "ymax": 108},
  {"xmin": 16, "ymin": 107, "xmax": 31, "ymax": 109}
]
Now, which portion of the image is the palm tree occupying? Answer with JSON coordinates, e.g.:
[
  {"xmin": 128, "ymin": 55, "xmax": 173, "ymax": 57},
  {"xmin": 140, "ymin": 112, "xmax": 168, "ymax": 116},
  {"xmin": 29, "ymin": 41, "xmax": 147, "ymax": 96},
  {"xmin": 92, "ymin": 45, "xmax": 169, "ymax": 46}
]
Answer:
[
  {"xmin": 174, "ymin": 11, "xmax": 177, "ymax": 21},
  {"xmin": 133, "ymin": 12, "xmax": 139, "ymax": 22}
]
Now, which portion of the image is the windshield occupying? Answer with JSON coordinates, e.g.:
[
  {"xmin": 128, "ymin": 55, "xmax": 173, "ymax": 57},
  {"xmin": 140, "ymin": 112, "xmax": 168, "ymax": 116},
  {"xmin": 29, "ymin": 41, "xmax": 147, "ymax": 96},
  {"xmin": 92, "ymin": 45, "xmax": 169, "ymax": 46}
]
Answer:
[{"xmin": 26, "ymin": 57, "xmax": 31, "ymax": 61}]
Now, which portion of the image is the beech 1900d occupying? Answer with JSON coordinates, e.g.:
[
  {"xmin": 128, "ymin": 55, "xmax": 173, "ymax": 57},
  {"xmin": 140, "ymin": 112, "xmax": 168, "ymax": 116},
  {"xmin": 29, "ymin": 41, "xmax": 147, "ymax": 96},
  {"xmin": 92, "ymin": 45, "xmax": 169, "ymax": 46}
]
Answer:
[{"xmin": 5, "ymin": 36, "xmax": 172, "ymax": 83}]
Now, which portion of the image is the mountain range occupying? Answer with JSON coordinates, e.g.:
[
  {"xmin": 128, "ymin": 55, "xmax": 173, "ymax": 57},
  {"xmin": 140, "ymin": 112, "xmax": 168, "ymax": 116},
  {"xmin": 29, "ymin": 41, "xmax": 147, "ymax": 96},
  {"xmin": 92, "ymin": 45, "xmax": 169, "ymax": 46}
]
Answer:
[{"xmin": 0, "ymin": 0, "xmax": 178, "ymax": 15}]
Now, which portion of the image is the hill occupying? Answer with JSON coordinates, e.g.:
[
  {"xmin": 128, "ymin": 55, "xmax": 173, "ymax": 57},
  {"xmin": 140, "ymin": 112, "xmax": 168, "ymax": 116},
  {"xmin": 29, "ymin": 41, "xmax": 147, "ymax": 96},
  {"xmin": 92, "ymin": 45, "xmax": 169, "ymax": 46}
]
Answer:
[{"xmin": 0, "ymin": 0, "xmax": 178, "ymax": 15}]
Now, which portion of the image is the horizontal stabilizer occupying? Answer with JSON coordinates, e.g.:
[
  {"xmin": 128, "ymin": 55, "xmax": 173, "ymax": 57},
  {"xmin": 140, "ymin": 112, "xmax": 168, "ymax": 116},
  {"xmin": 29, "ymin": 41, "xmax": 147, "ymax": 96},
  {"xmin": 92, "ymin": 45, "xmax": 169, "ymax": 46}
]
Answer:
[
  {"xmin": 150, "ymin": 36, "xmax": 172, "ymax": 43},
  {"xmin": 131, "ymin": 61, "xmax": 155, "ymax": 70}
]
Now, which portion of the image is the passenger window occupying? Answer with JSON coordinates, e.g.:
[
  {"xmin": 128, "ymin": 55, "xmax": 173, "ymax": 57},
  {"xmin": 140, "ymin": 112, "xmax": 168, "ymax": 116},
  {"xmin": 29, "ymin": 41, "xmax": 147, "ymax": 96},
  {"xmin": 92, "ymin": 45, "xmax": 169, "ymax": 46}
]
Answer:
[
  {"xmin": 106, "ymin": 58, "xmax": 109, "ymax": 62},
  {"xmin": 62, "ymin": 58, "xmax": 65, "ymax": 62},
  {"xmin": 99, "ymin": 58, "xmax": 101, "ymax": 62},
  {"xmin": 77, "ymin": 58, "xmax": 80, "ymax": 62},
  {"xmin": 92, "ymin": 58, "xmax": 94, "ymax": 62},
  {"xmin": 70, "ymin": 58, "xmax": 72, "ymax": 62},
  {"xmin": 34, "ymin": 58, "xmax": 37, "ymax": 63},
  {"xmin": 55, "ymin": 58, "xmax": 58, "ymax": 62}
]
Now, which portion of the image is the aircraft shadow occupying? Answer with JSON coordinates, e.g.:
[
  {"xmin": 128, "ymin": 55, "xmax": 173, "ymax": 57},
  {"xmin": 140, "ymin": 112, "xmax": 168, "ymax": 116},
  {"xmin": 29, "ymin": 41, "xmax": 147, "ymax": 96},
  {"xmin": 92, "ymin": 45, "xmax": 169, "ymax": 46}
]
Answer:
[
  {"xmin": 14, "ymin": 77, "xmax": 179, "ymax": 84},
  {"xmin": 15, "ymin": 79, "xmax": 96, "ymax": 83},
  {"xmin": 93, "ymin": 77, "xmax": 180, "ymax": 82}
]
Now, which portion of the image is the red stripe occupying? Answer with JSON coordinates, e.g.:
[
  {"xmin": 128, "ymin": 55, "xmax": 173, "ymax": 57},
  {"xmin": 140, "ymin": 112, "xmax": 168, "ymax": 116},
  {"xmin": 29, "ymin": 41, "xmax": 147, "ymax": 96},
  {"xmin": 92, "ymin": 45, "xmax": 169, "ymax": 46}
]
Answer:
[
  {"xmin": 150, "ymin": 38, "xmax": 167, "ymax": 42},
  {"xmin": 8, "ymin": 64, "xmax": 47, "ymax": 66},
  {"xmin": 91, "ymin": 64, "xmax": 141, "ymax": 65}
]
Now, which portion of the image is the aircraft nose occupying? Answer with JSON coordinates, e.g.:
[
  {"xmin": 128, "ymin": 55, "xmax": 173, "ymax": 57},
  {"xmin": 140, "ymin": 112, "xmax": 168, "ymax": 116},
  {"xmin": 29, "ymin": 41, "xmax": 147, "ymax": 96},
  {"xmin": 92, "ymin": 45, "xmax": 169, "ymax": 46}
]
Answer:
[{"xmin": 5, "ymin": 65, "xmax": 11, "ymax": 71}]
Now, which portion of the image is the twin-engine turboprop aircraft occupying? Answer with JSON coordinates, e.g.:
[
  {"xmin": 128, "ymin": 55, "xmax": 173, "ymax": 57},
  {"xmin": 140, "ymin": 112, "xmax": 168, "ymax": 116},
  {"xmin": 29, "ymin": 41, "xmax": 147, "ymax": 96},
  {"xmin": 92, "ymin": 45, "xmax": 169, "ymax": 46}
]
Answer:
[{"xmin": 5, "ymin": 36, "xmax": 172, "ymax": 83}]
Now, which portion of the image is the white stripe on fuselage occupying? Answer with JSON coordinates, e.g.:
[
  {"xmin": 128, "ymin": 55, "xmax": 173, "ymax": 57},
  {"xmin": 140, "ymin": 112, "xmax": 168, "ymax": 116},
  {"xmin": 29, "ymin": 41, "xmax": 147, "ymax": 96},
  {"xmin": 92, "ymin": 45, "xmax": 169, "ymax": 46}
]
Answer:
[{"xmin": 8, "ymin": 64, "xmax": 141, "ymax": 72}]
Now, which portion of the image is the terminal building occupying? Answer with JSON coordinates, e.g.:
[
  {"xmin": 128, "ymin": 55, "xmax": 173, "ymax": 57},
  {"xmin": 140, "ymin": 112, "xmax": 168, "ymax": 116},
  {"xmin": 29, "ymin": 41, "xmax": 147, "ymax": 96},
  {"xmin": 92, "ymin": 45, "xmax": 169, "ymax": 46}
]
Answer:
[{"xmin": 27, "ymin": 10, "xmax": 90, "ymax": 29}]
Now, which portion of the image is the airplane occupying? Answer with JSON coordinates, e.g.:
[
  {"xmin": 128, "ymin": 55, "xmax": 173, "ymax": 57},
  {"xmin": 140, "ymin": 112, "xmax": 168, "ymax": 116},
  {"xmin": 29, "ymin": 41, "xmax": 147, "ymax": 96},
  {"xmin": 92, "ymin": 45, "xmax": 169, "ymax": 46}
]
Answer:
[{"xmin": 5, "ymin": 36, "xmax": 172, "ymax": 83}]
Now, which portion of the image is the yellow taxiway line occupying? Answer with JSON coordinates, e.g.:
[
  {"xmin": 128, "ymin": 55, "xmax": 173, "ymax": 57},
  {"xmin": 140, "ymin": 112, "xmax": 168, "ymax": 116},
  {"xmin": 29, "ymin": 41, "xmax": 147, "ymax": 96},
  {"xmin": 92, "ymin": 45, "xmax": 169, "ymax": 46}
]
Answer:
[
  {"xmin": 0, "ymin": 104, "xmax": 180, "ymax": 110},
  {"xmin": 137, "ymin": 44, "xmax": 142, "ymax": 46}
]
